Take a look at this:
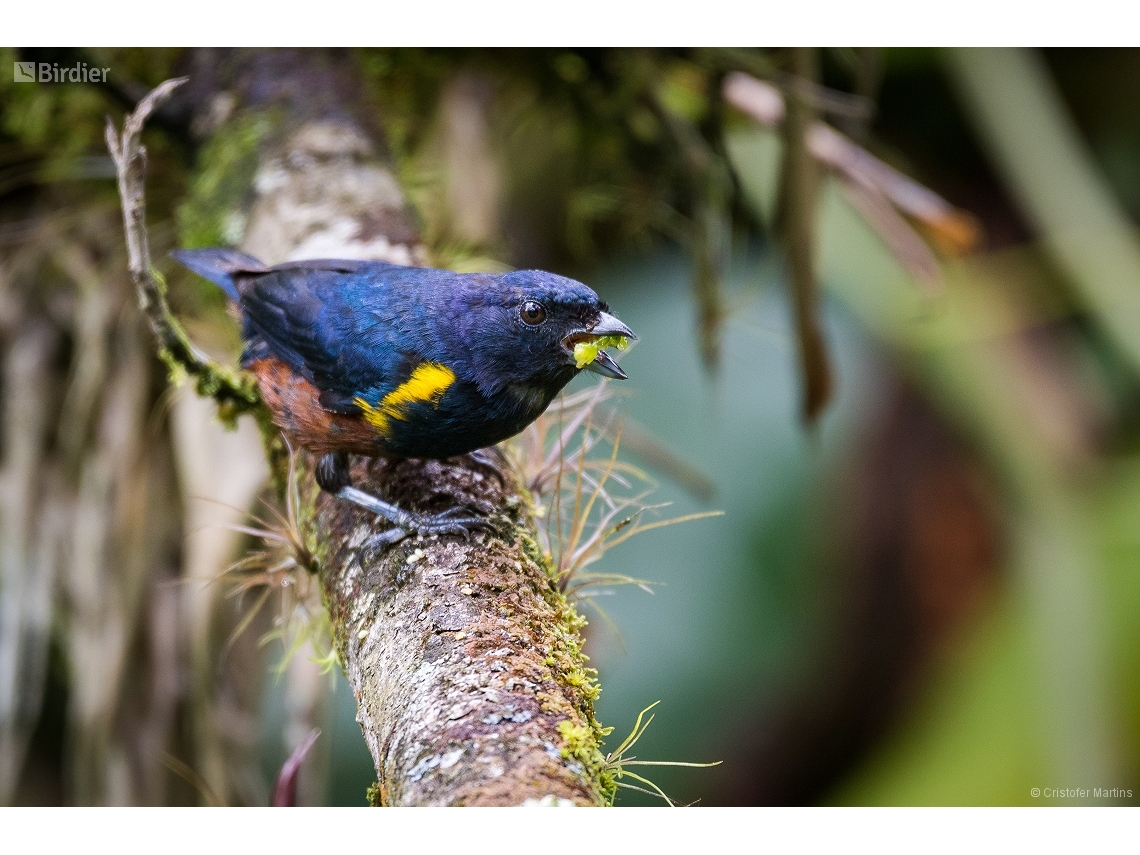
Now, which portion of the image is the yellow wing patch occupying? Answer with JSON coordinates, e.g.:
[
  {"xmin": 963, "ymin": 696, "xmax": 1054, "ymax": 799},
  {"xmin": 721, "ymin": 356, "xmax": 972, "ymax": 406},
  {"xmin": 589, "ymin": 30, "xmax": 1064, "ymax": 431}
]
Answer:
[{"xmin": 355, "ymin": 362, "xmax": 456, "ymax": 435}]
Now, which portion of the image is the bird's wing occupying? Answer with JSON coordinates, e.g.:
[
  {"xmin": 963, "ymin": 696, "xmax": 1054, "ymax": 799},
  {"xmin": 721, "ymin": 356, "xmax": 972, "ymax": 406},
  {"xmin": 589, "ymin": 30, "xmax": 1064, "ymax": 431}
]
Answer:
[{"xmin": 237, "ymin": 262, "xmax": 415, "ymax": 413}]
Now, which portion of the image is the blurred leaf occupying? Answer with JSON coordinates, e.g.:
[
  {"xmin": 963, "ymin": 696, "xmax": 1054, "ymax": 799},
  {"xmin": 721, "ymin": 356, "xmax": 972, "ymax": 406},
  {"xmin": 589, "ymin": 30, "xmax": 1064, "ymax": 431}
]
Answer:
[
  {"xmin": 271, "ymin": 728, "xmax": 320, "ymax": 807},
  {"xmin": 656, "ymin": 61, "xmax": 710, "ymax": 124},
  {"xmin": 945, "ymin": 47, "xmax": 1140, "ymax": 377},
  {"xmin": 725, "ymin": 126, "xmax": 783, "ymax": 230}
]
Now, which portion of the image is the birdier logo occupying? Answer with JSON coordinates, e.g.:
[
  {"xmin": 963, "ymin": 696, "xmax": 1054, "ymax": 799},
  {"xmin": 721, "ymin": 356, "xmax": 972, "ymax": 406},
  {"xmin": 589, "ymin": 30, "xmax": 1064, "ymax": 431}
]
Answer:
[{"xmin": 13, "ymin": 61, "xmax": 109, "ymax": 83}]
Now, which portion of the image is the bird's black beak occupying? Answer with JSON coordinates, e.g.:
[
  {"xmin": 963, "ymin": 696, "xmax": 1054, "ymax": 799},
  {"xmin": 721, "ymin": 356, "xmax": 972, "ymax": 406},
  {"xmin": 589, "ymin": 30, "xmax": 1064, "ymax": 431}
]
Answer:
[
  {"xmin": 565, "ymin": 311, "xmax": 637, "ymax": 380},
  {"xmin": 590, "ymin": 311, "xmax": 637, "ymax": 342},
  {"xmin": 588, "ymin": 349, "xmax": 628, "ymax": 380}
]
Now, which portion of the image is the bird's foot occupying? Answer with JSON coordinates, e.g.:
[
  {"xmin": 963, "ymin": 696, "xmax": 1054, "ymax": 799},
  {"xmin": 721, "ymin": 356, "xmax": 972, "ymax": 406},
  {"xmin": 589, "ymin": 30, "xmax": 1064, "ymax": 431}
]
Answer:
[
  {"xmin": 464, "ymin": 447, "xmax": 508, "ymax": 487},
  {"xmin": 356, "ymin": 506, "xmax": 492, "ymax": 561},
  {"xmin": 337, "ymin": 485, "xmax": 494, "ymax": 543},
  {"xmin": 357, "ymin": 526, "xmax": 410, "ymax": 563}
]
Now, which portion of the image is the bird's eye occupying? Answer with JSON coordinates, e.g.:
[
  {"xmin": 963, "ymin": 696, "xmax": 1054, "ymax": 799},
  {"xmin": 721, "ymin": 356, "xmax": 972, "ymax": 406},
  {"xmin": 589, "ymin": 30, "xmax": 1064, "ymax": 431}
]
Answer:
[{"xmin": 520, "ymin": 300, "xmax": 547, "ymax": 326}]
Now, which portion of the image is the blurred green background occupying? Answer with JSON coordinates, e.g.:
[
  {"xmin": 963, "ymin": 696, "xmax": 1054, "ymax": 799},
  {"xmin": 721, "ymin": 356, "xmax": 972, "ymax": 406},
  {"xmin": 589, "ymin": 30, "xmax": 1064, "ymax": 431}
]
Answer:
[{"xmin": 3, "ymin": 47, "xmax": 1140, "ymax": 806}]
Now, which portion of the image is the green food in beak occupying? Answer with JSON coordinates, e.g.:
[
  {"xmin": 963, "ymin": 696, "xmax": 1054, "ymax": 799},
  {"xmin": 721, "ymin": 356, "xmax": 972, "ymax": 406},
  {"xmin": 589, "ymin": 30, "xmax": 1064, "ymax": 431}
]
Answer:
[
  {"xmin": 573, "ymin": 334, "xmax": 630, "ymax": 369},
  {"xmin": 564, "ymin": 310, "xmax": 636, "ymax": 380}
]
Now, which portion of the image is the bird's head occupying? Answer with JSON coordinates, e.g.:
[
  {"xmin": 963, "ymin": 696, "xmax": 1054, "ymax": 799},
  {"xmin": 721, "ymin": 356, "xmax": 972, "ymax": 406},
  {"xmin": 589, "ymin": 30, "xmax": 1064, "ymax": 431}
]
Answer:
[
  {"xmin": 503, "ymin": 268, "xmax": 635, "ymax": 377},
  {"xmin": 457, "ymin": 269, "xmax": 636, "ymax": 397}
]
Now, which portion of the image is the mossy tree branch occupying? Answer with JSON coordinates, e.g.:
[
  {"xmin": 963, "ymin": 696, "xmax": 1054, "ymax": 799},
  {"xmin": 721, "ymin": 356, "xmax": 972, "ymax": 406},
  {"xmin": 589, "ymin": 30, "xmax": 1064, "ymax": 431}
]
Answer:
[{"xmin": 108, "ymin": 63, "xmax": 611, "ymax": 806}]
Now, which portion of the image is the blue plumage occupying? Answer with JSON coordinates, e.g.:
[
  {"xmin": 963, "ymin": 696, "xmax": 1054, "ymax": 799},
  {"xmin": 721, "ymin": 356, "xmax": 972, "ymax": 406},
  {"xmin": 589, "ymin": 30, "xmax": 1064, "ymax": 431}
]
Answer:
[{"xmin": 171, "ymin": 248, "xmax": 635, "ymax": 463}]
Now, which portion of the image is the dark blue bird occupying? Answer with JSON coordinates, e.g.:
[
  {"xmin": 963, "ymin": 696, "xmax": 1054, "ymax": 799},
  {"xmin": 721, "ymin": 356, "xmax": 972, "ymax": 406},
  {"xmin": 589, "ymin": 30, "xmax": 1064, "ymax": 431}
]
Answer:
[{"xmin": 171, "ymin": 248, "xmax": 636, "ymax": 542}]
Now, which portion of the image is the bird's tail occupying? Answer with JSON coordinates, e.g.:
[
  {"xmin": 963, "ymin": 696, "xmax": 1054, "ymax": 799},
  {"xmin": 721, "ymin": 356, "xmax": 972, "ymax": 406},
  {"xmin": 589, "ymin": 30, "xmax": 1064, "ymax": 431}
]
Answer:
[{"xmin": 170, "ymin": 248, "xmax": 269, "ymax": 301}]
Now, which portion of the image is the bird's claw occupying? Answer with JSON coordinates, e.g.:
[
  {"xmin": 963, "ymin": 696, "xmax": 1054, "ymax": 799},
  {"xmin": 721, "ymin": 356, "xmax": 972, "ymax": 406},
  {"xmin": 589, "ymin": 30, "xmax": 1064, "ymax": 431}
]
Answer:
[
  {"xmin": 337, "ymin": 485, "xmax": 496, "ymax": 553},
  {"xmin": 433, "ymin": 504, "xmax": 489, "ymax": 522},
  {"xmin": 357, "ymin": 510, "xmax": 495, "ymax": 562},
  {"xmin": 465, "ymin": 448, "xmax": 507, "ymax": 487},
  {"xmin": 359, "ymin": 527, "xmax": 410, "ymax": 562},
  {"xmin": 409, "ymin": 510, "xmax": 495, "ymax": 540},
  {"xmin": 433, "ymin": 506, "xmax": 467, "ymax": 520}
]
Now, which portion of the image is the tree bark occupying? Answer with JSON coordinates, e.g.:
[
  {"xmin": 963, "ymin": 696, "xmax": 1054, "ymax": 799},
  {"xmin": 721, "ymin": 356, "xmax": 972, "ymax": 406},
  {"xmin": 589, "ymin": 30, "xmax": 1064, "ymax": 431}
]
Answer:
[{"xmin": 320, "ymin": 458, "xmax": 607, "ymax": 805}]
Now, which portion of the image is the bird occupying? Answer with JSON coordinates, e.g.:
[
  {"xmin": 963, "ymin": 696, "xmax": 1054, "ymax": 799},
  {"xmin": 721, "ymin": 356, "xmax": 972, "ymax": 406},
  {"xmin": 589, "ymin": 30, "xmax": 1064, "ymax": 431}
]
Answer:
[{"xmin": 171, "ymin": 248, "xmax": 636, "ymax": 545}]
